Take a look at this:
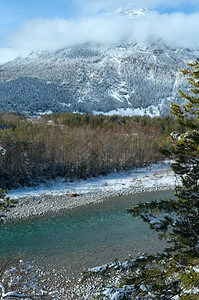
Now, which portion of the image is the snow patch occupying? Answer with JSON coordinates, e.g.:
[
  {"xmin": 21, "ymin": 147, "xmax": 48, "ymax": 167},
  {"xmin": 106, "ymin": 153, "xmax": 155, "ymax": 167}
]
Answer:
[
  {"xmin": 8, "ymin": 160, "xmax": 175, "ymax": 199},
  {"xmin": 93, "ymin": 105, "xmax": 161, "ymax": 117}
]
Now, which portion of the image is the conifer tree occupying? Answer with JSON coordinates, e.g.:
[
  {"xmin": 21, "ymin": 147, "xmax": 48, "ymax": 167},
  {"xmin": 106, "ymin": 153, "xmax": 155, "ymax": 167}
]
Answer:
[
  {"xmin": 0, "ymin": 146, "xmax": 17, "ymax": 223},
  {"xmin": 86, "ymin": 62, "xmax": 199, "ymax": 299},
  {"xmin": 0, "ymin": 189, "xmax": 17, "ymax": 223},
  {"xmin": 127, "ymin": 60, "xmax": 199, "ymax": 298}
]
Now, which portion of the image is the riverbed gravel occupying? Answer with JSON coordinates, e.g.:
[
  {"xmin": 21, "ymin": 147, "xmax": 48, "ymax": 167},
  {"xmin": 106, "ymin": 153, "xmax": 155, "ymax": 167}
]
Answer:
[
  {"xmin": 7, "ymin": 164, "xmax": 176, "ymax": 221},
  {"xmin": 4, "ymin": 163, "xmax": 177, "ymax": 299},
  {"xmin": 7, "ymin": 184, "xmax": 175, "ymax": 221}
]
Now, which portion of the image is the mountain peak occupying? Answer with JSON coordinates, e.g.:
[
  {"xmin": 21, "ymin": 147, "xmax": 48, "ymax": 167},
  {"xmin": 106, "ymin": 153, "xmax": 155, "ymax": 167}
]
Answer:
[{"xmin": 115, "ymin": 7, "xmax": 149, "ymax": 19}]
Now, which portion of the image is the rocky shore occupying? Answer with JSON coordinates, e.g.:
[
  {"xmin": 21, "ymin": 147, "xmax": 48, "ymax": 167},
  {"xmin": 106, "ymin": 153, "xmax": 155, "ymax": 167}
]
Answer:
[
  {"xmin": 7, "ymin": 163, "xmax": 175, "ymax": 221},
  {"xmin": 4, "ymin": 162, "xmax": 177, "ymax": 299}
]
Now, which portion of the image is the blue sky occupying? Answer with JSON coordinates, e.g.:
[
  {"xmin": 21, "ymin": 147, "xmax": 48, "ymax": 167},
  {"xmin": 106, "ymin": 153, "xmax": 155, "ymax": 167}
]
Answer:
[
  {"xmin": 0, "ymin": 0, "xmax": 199, "ymax": 63},
  {"xmin": 1, "ymin": 0, "xmax": 199, "ymax": 32},
  {"xmin": 0, "ymin": 0, "xmax": 76, "ymax": 37}
]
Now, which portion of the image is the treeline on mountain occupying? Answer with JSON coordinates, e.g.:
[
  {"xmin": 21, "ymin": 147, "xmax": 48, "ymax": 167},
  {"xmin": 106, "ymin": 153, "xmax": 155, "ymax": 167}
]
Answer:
[{"xmin": 0, "ymin": 112, "xmax": 182, "ymax": 189}]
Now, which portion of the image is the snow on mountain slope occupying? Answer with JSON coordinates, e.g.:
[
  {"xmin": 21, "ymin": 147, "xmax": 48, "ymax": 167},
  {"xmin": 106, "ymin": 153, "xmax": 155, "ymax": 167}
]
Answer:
[
  {"xmin": 116, "ymin": 7, "xmax": 149, "ymax": 18},
  {"xmin": 0, "ymin": 8, "xmax": 198, "ymax": 116}
]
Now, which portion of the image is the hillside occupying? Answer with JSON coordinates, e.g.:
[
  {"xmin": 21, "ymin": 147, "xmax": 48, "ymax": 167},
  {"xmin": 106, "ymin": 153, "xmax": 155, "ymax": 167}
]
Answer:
[
  {"xmin": 0, "ymin": 7, "xmax": 198, "ymax": 116},
  {"xmin": 1, "ymin": 42, "xmax": 198, "ymax": 116}
]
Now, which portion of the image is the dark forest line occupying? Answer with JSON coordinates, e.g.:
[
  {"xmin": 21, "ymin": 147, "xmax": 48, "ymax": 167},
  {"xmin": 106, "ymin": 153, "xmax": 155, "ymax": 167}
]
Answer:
[{"xmin": 0, "ymin": 112, "xmax": 182, "ymax": 189}]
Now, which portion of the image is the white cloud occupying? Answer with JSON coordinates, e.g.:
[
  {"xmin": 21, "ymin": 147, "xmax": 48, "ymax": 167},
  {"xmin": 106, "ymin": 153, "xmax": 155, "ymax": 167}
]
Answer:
[
  {"xmin": 4, "ymin": 11, "xmax": 199, "ymax": 50},
  {"xmin": 73, "ymin": 0, "xmax": 199, "ymax": 15},
  {"xmin": 1, "ymin": 1, "xmax": 199, "ymax": 63},
  {"xmin": 0, "ymin": 48, "xmax": 29, "ymax": 64}
]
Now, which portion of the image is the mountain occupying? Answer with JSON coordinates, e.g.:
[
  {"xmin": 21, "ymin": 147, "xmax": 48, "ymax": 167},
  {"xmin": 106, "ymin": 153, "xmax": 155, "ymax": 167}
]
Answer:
[
  {"xmin": 115, "ymin": 7, "xmax": 149, "ymax": 18},
  {"xmin": 0, "ymin": 9, "xmax": 198, "ymax": 117}
]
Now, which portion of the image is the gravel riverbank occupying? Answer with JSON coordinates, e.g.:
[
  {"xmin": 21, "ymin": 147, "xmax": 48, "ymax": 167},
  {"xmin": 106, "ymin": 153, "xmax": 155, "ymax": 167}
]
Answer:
[
  {"xmin": 4, "ymin": 162, "xmax": 178, "ymax": 299},
  {"xmin": 7, "ymin": 161, "xmax": 176, "ymax": 221}
]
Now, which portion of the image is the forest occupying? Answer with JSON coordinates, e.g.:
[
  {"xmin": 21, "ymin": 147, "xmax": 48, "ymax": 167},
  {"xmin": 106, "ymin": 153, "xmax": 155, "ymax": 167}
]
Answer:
[{"xmin": 0, "ymin": 112, "xmax": 182, "ymax": 189}]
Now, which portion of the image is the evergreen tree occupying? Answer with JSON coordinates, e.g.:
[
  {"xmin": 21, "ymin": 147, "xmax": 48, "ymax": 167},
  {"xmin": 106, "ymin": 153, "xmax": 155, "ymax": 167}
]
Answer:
[
  {"xmin": 128, "ymin": 60, "xmax": 199, "ymax": 298},
  {"xmin": 85, "ymin": 61, "xmax": 199, "ymax": 299},
  {"xmin": 0, "ymin": 146, "xmax": 17, "ymax": 223},
  {"xmin": 0, "ymin": 189, "xmax": 17, "ymax": 223}
]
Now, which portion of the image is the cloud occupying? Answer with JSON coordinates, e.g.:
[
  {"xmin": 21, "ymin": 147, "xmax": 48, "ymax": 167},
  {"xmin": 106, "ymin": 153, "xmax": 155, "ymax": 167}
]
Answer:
[
  {"xmin": 4, "ymin": 14, "xmax": 133, "ymax": 51},
  {"xmin": 73, "ymin": 0, "xmax": 199, "ymax": 15},
  {"xmin": 4, "ymin": 10, "xmax": 199, "ymax": 52},
  {"xmin": 1, "ymin": 1, "xmax": 199, "ymax": 64},
  {"xmin": 0, "ymin": 48, "xmax": 29, "ymax": 64}
]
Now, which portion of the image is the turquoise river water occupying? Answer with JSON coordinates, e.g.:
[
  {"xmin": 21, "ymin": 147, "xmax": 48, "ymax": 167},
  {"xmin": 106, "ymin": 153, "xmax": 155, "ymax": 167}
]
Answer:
[{"xmin": 0, "ymin": 190, "xmax": 174, "ymax": 277}]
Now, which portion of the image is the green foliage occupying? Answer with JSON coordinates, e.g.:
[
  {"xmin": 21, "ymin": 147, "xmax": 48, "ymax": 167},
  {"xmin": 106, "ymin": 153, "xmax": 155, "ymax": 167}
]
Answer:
[
  {"xmin": 128, "ymin": 60, "xmax": 199, "ymax": 297},
  {"xmin": 0, "ymin": 189, "xmax": 17, "ymax": 223},
  {"xmin": 87, "ymin": 61, "xmax": 199, "ymax": 298}
]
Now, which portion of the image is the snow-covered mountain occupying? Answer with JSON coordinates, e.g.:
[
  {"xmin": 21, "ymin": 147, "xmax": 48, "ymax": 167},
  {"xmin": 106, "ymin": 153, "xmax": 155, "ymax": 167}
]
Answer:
[
  {"xmin": 116, "ymin": 7, "xmax": 149, "ymax": 18},
  {"xmin": 0, "ymin": 8, "xmax": 198, "ymax": 116}
]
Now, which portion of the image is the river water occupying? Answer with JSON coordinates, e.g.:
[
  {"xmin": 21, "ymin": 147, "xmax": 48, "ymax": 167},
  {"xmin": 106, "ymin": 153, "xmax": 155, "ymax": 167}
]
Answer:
[{"xmin": 0, "ymin": 190, "xmax": 174, "ymax": 277}]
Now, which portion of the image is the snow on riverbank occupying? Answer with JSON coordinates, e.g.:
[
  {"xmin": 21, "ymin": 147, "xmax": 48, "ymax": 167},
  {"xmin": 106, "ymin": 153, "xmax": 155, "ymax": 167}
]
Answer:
[
  {"xmin": 6, "ymin": 160, "xmax": 177, "ymax": 220},
  {"xmin": 4, "ymin": 160, "xmax": 178, "ymax": 298},
  {"xmin": 9, "ymin": 160, "xmax": 175, "ymax": 199}
]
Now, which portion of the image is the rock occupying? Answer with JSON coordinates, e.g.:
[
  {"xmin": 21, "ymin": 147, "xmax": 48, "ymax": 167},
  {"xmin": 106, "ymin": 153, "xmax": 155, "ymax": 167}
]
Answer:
[{"xmin": 66, "ymin": 193, "xmax": 80, "ymax": 197}]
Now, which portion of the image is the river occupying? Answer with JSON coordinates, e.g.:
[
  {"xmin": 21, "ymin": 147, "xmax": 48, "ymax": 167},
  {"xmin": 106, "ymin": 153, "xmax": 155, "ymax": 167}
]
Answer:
[{"xmin": 0, "ymin": 190, "xmax": 174, "ymax": 278}]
